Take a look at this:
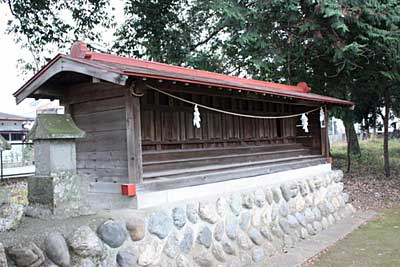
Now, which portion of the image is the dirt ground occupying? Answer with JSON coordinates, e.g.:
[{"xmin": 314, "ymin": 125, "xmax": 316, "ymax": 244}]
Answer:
[
  {"xmin": 304, "ymin": 139, "xmax": 400, "ymax": 266},
  {"xmin": 327, "ymin": 139, "xmax": 400, "ymax": 211}
]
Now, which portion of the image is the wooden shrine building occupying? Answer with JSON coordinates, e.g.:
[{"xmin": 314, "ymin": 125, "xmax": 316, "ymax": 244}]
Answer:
[{"xmin": 14, "ymin": 42, "xmax": 353, "ymax": 200}]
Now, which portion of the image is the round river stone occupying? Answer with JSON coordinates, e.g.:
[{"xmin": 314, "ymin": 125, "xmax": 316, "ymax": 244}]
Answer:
[
  {"xmin": 44, "ymin": 232, "xmax": 70, "ymax": 267},
  {"xmin": 148, "ymin": 211, "xmax": 173, "ymax": 239},
  {"xmin": 97, "ymin": 220, "xmax": 127, "ymax": 248}
]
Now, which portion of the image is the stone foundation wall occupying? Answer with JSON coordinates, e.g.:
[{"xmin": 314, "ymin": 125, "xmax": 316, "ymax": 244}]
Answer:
[{"xmin": 1, "ymin": 169, "xmax": 355, "ymax": 267}]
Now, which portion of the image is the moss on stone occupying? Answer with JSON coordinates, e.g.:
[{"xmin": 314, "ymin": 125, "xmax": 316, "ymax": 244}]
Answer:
[{"xmin": 28, "ymin": 114, "xmax": 85, "ymax": 140}]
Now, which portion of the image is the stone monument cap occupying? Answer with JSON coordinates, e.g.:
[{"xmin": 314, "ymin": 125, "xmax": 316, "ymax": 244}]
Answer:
[{"xmin": 28, "ymin": 114, "xmax": 85, "ymax": 140}]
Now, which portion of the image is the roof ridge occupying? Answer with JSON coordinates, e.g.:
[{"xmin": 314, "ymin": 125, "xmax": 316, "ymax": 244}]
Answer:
[{"xmin": 69, "ymin": 41, "xmax": 311, "ymax": 94}]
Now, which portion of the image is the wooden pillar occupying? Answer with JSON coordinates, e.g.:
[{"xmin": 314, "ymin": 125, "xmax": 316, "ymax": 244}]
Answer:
[
  {"xmin": 324, "ymin": 105, "xmax": 330, "ymax": 158},
  {"xmin": 320, "ymin": 105, "xmax": 330, "ymax": 158},
  {"xmin": 125, "ymin": 86, "xmax": 143, "ymax": 184}
]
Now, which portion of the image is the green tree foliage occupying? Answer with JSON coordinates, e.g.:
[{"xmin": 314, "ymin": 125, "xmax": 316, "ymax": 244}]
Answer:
[{"xmin": 3, "ymin": 0, "xmax": 114, "ymax": 73}]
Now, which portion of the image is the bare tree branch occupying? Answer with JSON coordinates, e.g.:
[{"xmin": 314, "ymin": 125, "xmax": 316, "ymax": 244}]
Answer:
[
  {"xmin": 6, "ymin": 0, "xmax": 41, "ymax": 71},
  {"xmin": 190, "ymin": 24, "xmax": 226, "ymax": 51}
]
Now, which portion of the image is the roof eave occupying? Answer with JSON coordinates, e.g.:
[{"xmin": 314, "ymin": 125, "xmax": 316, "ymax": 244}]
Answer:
[
  {"xmin": 121, "ymin": 70, "xmax": 354, "ymax": 106},
  {"xmin": 13, "ymin": 55, "xmax": 130, "ymax": 104},
  {"xmin": 13, "ymin": 53, "xmax": 354, "ymax": 107}
]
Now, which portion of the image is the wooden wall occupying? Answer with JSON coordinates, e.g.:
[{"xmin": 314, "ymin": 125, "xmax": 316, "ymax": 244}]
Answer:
[
  {"xmin": 140, "ymin": 88, "xmax": 298, "ymax": 151},
  {"xmin": 296, "ymin": 111, "xmax": 322, "ymax": 154},
  {"xmin": 63, "ymin": 83, "xmax": 128, "ymax": 183},
  {"xmin": 62, "ymin": 81, "xmax": 321, "ymax": 183}
]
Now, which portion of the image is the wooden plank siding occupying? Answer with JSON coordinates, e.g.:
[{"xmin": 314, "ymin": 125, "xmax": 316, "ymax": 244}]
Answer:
[
  {"xmin": 60, "ymin": 81, "xmax": 323, "ymax": 186},
  {"xmin": 295, "ymin": 110, "xmax": 322, "ymax": 154},
  {"xmin": 140, "ymin": 88, "xmax": 298, "ymax": 151},
  {"xmin": 64, "ymin": 83, "xmax": 129, "ymax": 183}
]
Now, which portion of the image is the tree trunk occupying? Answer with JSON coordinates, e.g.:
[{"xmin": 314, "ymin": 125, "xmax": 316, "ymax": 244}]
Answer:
[
  {"xmin": 343, "ymin": 112, "xmax": 361, "ymax": 156},
  {"xmin": 342, "ymin": 110, "xmax": 361, "ymax": 173},
  {"xmin": 383, "ymin": 87, "xmax": 391, "ymax": 177},
  {"xmin": 346, "ymin": 125, "xmax": 351, "ymax": 172}
]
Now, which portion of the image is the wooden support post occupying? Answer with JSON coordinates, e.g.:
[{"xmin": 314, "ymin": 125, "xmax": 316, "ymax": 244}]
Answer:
[
  {"xmin": 60, "ymin": 100, "xmax": 73, "ymax": 116},
  {"xmin": 126, "ymin": 85, "xmax": 143, "ymax": 184},
  {"xmin": 64, "ymin": 104, "xmax": 72, "ymax": 115},
  {"xmin": 320, "ymin": 105, "xmax": 329, "ymax": 158},
  {"xmin": 324, "ymin": 105, "xmax": 330, "ymax": 158}
]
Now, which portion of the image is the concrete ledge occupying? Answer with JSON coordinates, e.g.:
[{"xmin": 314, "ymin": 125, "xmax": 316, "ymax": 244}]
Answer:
[
  {"xmin": 260, "ymin": 210, "xmax": 377, "ymax": 267},
  {"xmin": 137, "ymin": 164, "xmax": 332, "ymax": 209}
]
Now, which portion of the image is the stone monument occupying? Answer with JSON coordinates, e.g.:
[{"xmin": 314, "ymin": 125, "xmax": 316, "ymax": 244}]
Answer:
[{"xmin": 27, "ymin": 114, "xmax": 88, "ymax": 218}]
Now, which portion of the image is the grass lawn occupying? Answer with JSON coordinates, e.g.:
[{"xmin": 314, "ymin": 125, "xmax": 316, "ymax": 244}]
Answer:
[
  {"xmin": 330, "ymin": 138, "xmax": 400, "ymax": 179},
  {"xmin": 310, "ymin": 208, "xmax": 400, "ymax": 267}
]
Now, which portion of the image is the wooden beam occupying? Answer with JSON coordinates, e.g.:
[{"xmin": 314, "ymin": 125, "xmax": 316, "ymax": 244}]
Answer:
[
  {"xmin": 118, "ymin": 65, "xmax": 351, "ymax": 106},
  {"xmin": 324, "ymin": 105, "xmax": 330, "ymax": 158},
  {"xmin": 125, "ymin": 86, "xmax": 143, "ymax": 184},
  {"xmin": 121, "ymin": 64, "xmax": 292, "ymax": 95},
  {"xmin": 89, "ymin": 182, "xmax": 123, "ymax": 194},
  {"xmin": 320, "ymin": 105, "xmax": 329, "ymax": 158},
  {"xmin": 144, "ymin": 80, "xmax": 320, "ymax": 107},
  {"xmin": 138, "ymin": 156, "xmax": 327, "ymax": 191},
  {"xmin": 33, "ymin": 86, "xmax": 64, "ymax": 99}
]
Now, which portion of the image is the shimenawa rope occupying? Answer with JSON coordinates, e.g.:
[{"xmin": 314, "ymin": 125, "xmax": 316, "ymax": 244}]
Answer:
[{"xmin": 145, "ymin": 84, "xmax": 321, "ymax": 120}]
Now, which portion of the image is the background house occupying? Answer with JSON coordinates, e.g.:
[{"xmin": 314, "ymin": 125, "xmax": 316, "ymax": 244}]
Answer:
[
  {"xmin": 0, "ymin": 112, "xmax": 33, "ymax": 143},
  {"xmin": 35, "ymin": 101, "xmax": 64, "ymax": 115},
  {"xmin": 0, "ymin": 103, "xmax": 62, "ymax": 174},
  {"xmin": 0, "ymin": 112, "xmax": 34, "ymax": 172}
]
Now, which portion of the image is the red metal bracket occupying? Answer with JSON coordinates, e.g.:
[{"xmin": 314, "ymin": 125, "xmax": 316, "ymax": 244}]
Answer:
[{"xmin": 121, "ymin": 184, "xmax": 136, "ymax": 197}]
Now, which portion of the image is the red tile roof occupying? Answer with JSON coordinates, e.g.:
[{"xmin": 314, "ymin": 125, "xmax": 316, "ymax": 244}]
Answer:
[{"xmin": 14, "ymin": 41, "xmax": 354, "ymax": 106}]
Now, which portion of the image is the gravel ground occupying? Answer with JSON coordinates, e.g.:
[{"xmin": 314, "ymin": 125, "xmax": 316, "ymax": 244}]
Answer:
[
  {"xmin": 0, "ymin": 214, "xmax": 107, "ymax": 248},
  {"xmin": 0, "ymin": 179, "xmax": 107, "ymax": 248}
]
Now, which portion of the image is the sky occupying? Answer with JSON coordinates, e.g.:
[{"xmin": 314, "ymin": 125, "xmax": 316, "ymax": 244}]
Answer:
[
  {"xmin": 0, "ymin": 3, "xmax": 36, "ymax": 116},
  {"xmin": 0, "ymin": 1, "xmax": 124, "ymax": 118}
]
